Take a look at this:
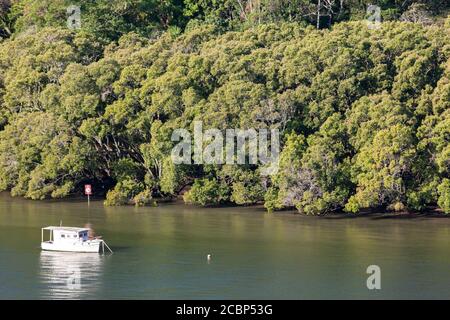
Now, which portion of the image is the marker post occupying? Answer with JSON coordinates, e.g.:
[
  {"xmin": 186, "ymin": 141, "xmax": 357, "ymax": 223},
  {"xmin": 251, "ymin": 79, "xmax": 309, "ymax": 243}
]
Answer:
[{"xmin": 85, "ymin": 184, "xmax": 92, "ymax": 206}]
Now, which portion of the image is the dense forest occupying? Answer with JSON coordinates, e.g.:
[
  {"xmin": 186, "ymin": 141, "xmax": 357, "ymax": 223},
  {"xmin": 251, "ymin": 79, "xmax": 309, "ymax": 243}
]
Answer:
[{"xmin": 0, "ymin": 0, "xmax": 448, "ymax": 214}]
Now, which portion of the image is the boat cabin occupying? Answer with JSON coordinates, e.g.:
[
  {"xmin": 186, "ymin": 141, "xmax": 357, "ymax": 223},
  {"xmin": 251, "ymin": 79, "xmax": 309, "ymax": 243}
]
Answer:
[{"xmin": 41, "ymin": 226, "xmax": 90, "ymax": 244}]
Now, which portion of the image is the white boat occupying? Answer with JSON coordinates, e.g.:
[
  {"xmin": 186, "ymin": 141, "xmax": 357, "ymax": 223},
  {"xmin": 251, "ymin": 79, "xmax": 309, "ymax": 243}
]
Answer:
[{"xmin": 41, "ymin": 226, "xmax": 112, "ymax": 253}]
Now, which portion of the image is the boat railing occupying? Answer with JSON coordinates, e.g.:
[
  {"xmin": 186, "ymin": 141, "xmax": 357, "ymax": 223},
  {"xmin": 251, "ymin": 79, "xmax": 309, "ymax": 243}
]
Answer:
[{"xmin": 101, "ymin": 240, "xmax": 113, "ymax": 254}]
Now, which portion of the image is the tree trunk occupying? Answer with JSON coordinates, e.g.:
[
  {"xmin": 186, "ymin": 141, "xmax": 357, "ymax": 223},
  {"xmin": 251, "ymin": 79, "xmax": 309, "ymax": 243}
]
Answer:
[{"xmin": 317, "ymin": 0, "xmax": 321, "ymax": 29}]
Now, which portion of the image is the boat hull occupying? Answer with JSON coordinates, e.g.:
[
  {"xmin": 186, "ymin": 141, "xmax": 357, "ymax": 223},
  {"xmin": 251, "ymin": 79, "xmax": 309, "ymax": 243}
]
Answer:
[{"xmin": 41, "ymin": 240, "xmax": 101, "ymax": 253}]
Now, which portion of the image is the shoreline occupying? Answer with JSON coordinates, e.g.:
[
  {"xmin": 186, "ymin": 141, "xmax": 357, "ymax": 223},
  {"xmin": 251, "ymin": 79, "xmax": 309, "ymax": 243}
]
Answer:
[{"xmin": 0, "ymin": 192, "xmax": 447, "ymax": 219}]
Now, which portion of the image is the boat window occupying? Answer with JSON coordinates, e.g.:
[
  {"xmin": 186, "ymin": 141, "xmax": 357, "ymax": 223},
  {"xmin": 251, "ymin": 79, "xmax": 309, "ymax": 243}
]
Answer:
[{"xmin": 61, "ymin": 234, "xmax": 65, "ymax": 238}]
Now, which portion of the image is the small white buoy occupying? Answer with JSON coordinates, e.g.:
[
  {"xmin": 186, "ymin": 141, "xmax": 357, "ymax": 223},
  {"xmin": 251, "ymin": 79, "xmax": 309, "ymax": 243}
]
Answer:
[{"xmin": 207, "ymin": 254, "xmax": 211, "ymax": 261}]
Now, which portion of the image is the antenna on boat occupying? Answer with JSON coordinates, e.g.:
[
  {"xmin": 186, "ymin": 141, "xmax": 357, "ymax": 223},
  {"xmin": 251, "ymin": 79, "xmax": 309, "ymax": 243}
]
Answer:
[{"xmin": 60, "ymin": 220, "xmax": 62, "ymax": 227}]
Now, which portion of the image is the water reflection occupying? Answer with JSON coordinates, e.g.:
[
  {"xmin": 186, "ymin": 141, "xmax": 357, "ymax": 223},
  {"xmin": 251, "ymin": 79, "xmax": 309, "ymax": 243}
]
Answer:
[
  {"xmin": 39, "ymin": 251, "xmax": 104, "ymax": 299},
  {"xmin": 1, "ymin": 190, "xmax": 449, "ymax": 299}
]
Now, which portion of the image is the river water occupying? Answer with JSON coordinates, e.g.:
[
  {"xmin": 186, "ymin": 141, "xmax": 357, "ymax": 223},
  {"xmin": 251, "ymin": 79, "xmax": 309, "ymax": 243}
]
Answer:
[{"xmin": 0, "ymin": 193, "xmax": 449, "ymax": 299}]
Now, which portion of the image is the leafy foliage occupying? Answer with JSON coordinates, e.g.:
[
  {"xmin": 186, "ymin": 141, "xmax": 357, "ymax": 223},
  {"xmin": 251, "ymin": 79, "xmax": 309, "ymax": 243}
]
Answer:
[{"xmin": 0, "ymin": 1, "xmax": 448, "ymax": 214}]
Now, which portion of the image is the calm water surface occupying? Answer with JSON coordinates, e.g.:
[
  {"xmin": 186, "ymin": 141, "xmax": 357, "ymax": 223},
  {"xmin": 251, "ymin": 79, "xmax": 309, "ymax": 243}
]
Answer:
[{"xmin": 0, "ymin": 193, "xmax": 449, "ymax": 299}]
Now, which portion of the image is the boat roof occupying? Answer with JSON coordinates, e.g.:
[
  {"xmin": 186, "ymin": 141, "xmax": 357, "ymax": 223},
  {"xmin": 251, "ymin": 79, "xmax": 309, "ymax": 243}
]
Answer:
[{"xmin": 42, "ymin": 226, "xmax": 89, "ymax": 232}]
